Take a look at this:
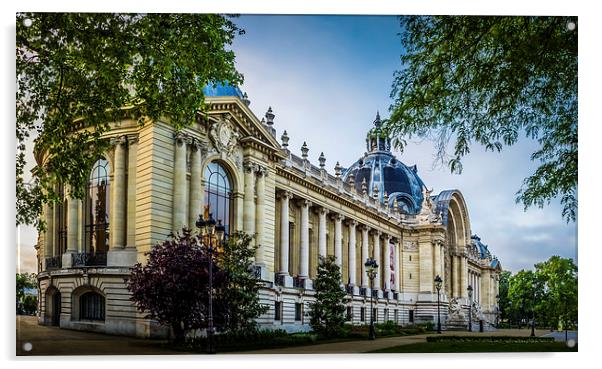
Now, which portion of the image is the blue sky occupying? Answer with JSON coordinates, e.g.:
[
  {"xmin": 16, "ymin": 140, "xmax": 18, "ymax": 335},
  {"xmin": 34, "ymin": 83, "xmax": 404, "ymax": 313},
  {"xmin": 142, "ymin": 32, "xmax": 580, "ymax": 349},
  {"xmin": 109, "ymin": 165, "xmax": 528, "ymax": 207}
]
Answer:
[
  {"xmin": 229, "ymin": 14, "xmax": 578, "ymax": 273},
  {"xmin": 15, "ymin": 14, "xmax": 577, "ymax": 275}
]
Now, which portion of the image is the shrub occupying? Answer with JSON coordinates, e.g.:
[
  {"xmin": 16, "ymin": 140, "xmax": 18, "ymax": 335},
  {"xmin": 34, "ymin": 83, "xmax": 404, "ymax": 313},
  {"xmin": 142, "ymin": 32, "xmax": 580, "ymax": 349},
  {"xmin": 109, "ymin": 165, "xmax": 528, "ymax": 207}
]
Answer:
[{"xmin": 426, "ymin": 336, "xmax": 555, "ymax": 343}]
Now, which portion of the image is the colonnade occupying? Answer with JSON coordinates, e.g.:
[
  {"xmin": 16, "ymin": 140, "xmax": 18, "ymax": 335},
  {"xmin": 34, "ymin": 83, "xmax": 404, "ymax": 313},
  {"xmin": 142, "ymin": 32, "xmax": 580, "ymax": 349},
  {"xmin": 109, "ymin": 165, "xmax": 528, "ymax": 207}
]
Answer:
[
  {"xmin": 43, "ymin": 135, "xmax": 138, "ymax": 268},
  {"xmin": 468, "ymin": 269, "xmax": 481, "ymax": 303},
  {"xmin": 276, "ymin": 190, "xmax": 401, "ymax": 293}
]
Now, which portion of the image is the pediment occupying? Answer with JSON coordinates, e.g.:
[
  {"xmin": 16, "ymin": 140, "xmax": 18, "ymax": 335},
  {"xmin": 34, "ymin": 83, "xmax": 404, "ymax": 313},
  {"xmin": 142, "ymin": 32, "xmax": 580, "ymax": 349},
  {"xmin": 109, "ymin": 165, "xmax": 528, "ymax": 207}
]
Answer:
[{"xmin": 201, "ymin": 96, "xmax": 286, "ymax": 161}]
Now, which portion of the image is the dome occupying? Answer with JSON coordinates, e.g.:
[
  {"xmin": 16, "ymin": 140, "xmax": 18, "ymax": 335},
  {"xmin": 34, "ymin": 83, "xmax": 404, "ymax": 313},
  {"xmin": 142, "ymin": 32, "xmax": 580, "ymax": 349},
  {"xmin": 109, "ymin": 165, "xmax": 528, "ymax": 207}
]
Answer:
[
  {"xmin": 471, "ymin": 235, "xmax": 493, "ymax": 259},
  {"xmin": 202, "ymin": 81, "xmax": 244, "ymax": 98},
  {"xmin": 341, "ymin": 112, "xmax": 427, "ymax": 214}
]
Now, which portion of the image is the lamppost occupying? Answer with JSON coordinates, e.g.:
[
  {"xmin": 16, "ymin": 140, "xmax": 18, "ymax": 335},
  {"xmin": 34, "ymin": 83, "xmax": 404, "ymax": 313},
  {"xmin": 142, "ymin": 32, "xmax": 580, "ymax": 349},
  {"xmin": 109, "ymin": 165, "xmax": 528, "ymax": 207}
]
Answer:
[
  {"xmin": 467, "ymin": 285, "xmax": 473, "ymax": 332},
  {"xmin": 434, "ymin": 275, "xmax": 442, "ymax": 334},
  {"xmin": 365, "ymin": 257, "xmax": 378, "ymax": 340},
  {"xmin": 520, "ymin": 299, "xmax": 525, "ymax": 330},
  {"xmin": 196, "ymin": 213, "xmax": 226, "ymax": 355},
  {"xmin": 530, "ymin": 285, "xmax": 536, "ymax": 337}
]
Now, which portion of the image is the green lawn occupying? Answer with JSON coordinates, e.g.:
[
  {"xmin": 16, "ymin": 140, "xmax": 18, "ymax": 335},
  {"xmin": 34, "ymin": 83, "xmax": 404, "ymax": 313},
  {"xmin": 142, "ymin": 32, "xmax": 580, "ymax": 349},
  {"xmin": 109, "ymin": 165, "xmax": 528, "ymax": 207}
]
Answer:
[{"xmin": 370, "ymin": 341, "xmax": 578, "ymax": 353}]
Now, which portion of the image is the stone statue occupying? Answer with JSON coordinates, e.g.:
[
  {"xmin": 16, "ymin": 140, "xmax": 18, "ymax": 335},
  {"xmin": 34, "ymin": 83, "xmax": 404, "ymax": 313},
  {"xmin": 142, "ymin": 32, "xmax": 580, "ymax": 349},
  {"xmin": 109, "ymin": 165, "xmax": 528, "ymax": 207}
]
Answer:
[{"xmin": 448, "ymin": 298, "xmax": 465, "ymax": 320}]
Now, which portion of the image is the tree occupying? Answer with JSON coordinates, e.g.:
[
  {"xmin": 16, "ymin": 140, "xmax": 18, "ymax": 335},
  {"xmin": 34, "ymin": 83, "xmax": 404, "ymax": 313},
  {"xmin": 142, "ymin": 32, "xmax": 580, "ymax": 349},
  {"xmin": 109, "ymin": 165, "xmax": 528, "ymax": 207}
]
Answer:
[
  {"xmin": 507, "ymin": 270, "xmax": 540, "ymax": 327},
  {"xmin": 308, "ymin": 255, "xmax": 348, "ymax": 338},
  {"xmin": 126, "ymin": 229, "xmax": 265, "ymax": 343},
  {"xmin": 17, "ymin": 13, "xmax": 244, "ymax": 231},
  {"xmin": 16, "ymin": 273, "xmax": 37, "ymax": 314},
  {"xmin": 127, "ymin": 229, "xmax": 219, "ymax": 343},
  {"xmin": 534, "ymin": 256, "xmax": 577, "ymax": 329},
  {"xmin": 386, "ymin": 16, "xmax": 577, "ymax": 222},
  {"xmin": 213, "ymin": 231, "xmax": 268, "ymax": 333}
]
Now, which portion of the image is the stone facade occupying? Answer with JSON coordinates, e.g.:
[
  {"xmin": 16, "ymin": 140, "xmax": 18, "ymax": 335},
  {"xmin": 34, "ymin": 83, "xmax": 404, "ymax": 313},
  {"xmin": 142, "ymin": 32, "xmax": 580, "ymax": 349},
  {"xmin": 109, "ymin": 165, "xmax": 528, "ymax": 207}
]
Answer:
[{"xmin": 35, "ymin": 90, "xmax": 501, "ymax": 338}]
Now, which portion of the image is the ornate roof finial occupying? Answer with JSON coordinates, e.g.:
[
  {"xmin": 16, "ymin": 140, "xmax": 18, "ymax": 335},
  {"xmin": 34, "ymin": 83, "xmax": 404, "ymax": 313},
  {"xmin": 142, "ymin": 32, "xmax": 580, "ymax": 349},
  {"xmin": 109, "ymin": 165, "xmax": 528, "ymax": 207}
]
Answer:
[
  {"xmin": 393, "ymin": 197, "xmax": 399, "ymax": 212},
  {"xmin": 301, "ymin": 142, "xmax": 309, "ymax": 159},
  {"xmin": 374, "ymin": 110, "xmax": 382, "ymax": 127},
  {"xmin": 334, "ymin": 161, "xmax": 342, "ymax": 178},
  {"xmin": 281, "ymin": 130, "xmax": 289, "ymax": 149},
  {"xmin": 373, "ymin": 184, "xmax": 379, "ymax": 200},
  {"xmin": 318, "ymin": 152, "xmax": 326, "ymax": 168},
  {"xmin": 384, "ymin": 191, "xmax": 389, "ymax": 204},
  {"xmin": 361, "ymin": 177, "xmax": 368, "ymax": 195},
  {"xmin": 242, "ymin": 92, "xmax": 250, "ymax": 106},
  {"xmin": 348, "ymin": 171, "xmax": 355, "ymax": 186},
  {"xmin": 265, "ymin": 106, "xmax": 275, "ymax": 127}
]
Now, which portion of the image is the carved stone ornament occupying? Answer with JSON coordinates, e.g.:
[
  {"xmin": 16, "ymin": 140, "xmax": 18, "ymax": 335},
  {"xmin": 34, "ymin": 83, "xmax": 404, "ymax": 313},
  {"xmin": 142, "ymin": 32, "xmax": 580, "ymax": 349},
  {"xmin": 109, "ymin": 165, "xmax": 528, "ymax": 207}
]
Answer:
[
  {"xmin": 403, "ymin": 241, "xmax": 418, "ymax": 251},
  {"xmin": 209, "ymin": 113, "xmax": 240, "ymax": 155}
]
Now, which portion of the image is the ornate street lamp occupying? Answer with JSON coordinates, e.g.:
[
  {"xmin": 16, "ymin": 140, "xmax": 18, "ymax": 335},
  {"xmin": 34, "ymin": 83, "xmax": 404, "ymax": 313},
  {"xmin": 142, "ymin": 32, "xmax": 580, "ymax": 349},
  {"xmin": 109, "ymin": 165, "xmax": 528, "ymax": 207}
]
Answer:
[
  {"xmin": 364, "ymin": 257, "xmax": 378, "ymax": 340},
  {"xmin": 196, "ymin": 213, "xmax": 226, "ymax": 355},
  {"xmin": 434, "ymin": 275, "xmax": 443, "ymax": 334},
  {"xmin": 467, "ymin": 285, "xmax": 473, "ymax": 332}
]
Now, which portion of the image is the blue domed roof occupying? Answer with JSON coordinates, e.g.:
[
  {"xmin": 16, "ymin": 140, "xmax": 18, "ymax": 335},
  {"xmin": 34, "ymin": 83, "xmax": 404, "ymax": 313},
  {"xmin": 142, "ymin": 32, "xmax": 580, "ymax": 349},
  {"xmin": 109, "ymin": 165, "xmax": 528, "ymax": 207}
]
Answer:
[
  {"xmin": 471, "ymin": 235, "xmax": 493, "ymax": 259},
  {"xmin": 202, "ymin": 81, "xmax": 243, "ymax": 98},
  {"xmin": 341, "ymin": 112, "xmax": 427, "ymax": 214}
]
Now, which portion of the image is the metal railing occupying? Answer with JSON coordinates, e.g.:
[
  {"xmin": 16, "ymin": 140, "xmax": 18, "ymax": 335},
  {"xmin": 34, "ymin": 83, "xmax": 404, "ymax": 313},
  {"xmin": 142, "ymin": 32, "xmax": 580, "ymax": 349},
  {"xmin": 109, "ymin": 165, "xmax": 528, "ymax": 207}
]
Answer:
[
  {"xmin": 72, "ymin": 251, "xmax": 107, "ymax": 267},
  {"xmin": 45, "ymin": 255, "xmax": 62, "ymax": 270},
  {"xmin": 274, "ymin": 273, "xmax": 285, "ymax": 287}
]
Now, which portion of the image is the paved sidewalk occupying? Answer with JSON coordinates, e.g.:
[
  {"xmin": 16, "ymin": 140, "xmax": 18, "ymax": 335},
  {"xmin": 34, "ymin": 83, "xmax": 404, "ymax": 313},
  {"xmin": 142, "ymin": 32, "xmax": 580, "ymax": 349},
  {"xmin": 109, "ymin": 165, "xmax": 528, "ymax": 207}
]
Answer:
[
  {"xmin": 16, "ymin": 315, "xmax": 554, "ymax": 356},
  {"xmin": 237, "ymin": 328, "xmax": 551, "ymax": 354},
  {"xmin": 16, "ymin": 315, "xmax": 182, "ymax": 356}
]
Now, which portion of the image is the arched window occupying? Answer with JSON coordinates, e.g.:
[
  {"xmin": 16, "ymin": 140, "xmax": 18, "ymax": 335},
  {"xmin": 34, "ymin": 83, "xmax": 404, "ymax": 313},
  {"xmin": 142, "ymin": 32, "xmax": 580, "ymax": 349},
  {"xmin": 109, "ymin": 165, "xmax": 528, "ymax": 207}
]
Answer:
[
  {"xmin": 83, "ymin": 158, "xmax": 110, "ymax": 255},
  {"xmin": 79, "ymin": 291, "xmax": 105, "ymax": 321},
  {"xmin": 203, "ymin": 161, "xmax": 233, "ymax": 234}
]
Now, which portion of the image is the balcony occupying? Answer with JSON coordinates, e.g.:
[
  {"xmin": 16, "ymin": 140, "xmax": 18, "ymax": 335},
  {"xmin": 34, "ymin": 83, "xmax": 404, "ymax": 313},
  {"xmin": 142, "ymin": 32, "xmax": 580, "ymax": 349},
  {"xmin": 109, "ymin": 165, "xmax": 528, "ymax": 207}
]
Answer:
[
  {"xmin": 359, "ymin": 287, "xmax": 367, "ymax": 297},
  {"xmin": 72, "ymin": 251, "xmax": 107, "ymax": 267},
  {"xmin": 45, "ymin": 255, "xmax": 62, "ymax": 270},
  {"xmin": 372, "ymin": 289, "xmax": 379, "ymax": 299},
  {"xmin": 345, "ymin": 284, "xmax": 354, "ymax": 295}
]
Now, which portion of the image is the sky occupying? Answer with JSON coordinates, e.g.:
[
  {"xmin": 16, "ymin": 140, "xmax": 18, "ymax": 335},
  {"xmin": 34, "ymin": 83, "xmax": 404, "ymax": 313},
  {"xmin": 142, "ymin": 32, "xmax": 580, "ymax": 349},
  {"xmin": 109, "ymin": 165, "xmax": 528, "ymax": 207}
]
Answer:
[
  {"xmin": 228, "ymin": 14, "xmax": 578, "ymax": 273},
  {"xmin": 15, "ymin": 14, "xmax": 577, "ymax": 275}
]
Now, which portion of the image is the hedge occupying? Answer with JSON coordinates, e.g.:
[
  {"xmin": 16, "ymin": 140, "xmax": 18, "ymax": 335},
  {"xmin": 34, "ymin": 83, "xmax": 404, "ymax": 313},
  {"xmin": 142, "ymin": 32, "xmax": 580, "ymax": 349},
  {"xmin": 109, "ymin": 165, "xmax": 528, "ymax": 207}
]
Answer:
[{"xmin": 426, "ymin": 336, "xmax": 555, "ymax": 343}]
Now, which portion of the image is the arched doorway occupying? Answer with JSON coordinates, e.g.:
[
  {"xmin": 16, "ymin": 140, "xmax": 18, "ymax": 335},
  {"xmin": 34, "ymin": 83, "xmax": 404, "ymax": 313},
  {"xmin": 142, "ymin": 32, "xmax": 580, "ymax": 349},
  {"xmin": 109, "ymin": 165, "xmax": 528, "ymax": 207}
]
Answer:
[{"xmin": 46, "ymin": 288, "xmax": 61, "ymax": 326}]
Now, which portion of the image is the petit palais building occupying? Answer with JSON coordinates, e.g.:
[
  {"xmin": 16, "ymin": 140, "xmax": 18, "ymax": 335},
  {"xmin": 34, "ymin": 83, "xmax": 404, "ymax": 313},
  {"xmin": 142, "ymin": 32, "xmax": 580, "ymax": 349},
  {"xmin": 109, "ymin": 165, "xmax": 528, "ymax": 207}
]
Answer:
[{"xmin": 35, "ymin": 84, "xmax": 502, "ymax": 338}]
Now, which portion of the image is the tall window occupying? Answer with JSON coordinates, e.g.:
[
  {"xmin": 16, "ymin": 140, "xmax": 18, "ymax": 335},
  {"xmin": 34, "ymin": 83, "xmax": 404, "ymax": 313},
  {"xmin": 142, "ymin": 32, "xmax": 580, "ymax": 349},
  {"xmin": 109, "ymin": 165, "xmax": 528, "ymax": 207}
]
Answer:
[
  {"xmin": 56, "ymin": 184, "xmax": 67, "ymax": 255},
  {"xmin": 83, "ymin": 158, "xmax": 110, "ymax": 255},
  {"xmin": 203, "ymin": 162, "xmax": 233, "ymax": 234},
  {"xmin": 79, "ymin": 291, "xmax": 105, "ymax": 321}
]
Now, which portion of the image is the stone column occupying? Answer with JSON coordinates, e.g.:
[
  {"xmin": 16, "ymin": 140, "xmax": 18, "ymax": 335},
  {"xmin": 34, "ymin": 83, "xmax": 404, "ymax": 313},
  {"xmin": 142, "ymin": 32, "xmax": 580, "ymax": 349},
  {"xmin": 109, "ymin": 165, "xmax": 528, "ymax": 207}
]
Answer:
[
  {"xmin": 373, "ymin": 231, "xmax": 381, "ymax": 290},
  {"xmin": 172, "ymin": 132, "xmax": 188, "ymax": 232},
  {"xmin": 63, "ymin": 186, "xmax": 80, "ymax": 267},
  {"xmin": 44, "ymin": 202, "xmax": 54, "ymax": 259},
  {"xmin": 361, "ymin": 225, "xmax": 369, "ymax": 288},
  {"xmin": 255, "ymin": 166, "xmax": 266, "ymax": 265},
  {"xmin": 188, "ymin": 140, "xmax": 203, "ymax": 229},
  {"xmin": 278, "ymin": 191, "xmax": 293, "ymax": 275},
  {"xmin": 243, "ymin": 161, "xmax": 256, "ymax": 236},
  {"xmin": 393, "ymin": 240, "xmax": 400, "ymax": 292},
  {"xmin": 126, "ymin": 135, "xmax": 138, "ymax": 249},
  {"xmin": 318, "ymin": 207, "xmax": 329, "ymax": 258},
  {"xmin": 112, "ymin": 136, "xmax": 127, "ymax": 249},
  {"xmin": 347, "ymin": 219, "xmax": 357, "ymax": 286},
  {"xmin": 334, "ymin": 214, "xmax": 343, "ymax": 270},
  {"xmin": 106, "ymin": 135, "xmax": 138, "ymax": 266},
  {"xmin": 298, "ymin": 199, "xmax": 311, "ymax": 279},
  {"xmin": 434, "ymin": 241, "xmax": 441, "ymax": 280},
  {"xmin": 384, "ymin": 234, "xmax": 391, "ymax": 291}
]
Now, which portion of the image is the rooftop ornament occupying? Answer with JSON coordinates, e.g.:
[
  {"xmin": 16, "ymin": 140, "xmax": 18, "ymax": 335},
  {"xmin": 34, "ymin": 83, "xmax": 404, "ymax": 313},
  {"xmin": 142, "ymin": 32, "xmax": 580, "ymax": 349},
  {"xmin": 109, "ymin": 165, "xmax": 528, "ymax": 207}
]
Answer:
[
  {"xmin": 318, "ymin": 152, "xmax": 326, "ymax": 168},
  {"xmin": 301, "ymin": 142, "xmax": 309, "ymax": 160},
  {"xmin": 242, "ymin": 92, "xmax": 250, "ymax": 106},
  {"xmin": 334, "ymin": 161, "xmax": 342, "ymax": 178},
  {"xmin": 281, "ymin": 130, "xmax": 289, "ymax": 149},
  {"xmin": 265, "ymin": 107, "xmax": 275, "ymax": 127},
  {"xmin": 361, "ymin": 178, "xmax": 368, "ymax": 196}
]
